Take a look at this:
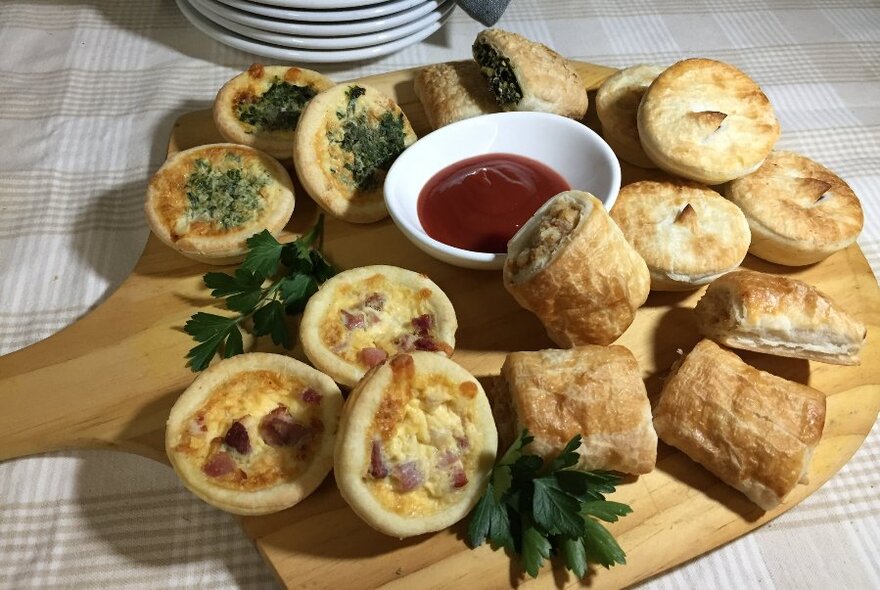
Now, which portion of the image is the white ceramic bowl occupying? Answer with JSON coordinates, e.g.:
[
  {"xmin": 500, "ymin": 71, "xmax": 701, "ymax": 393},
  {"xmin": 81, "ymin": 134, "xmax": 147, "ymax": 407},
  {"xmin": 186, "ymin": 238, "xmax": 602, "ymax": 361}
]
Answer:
[{"xmin": 384, "ymin": 112, "xmax": 621, "ymax": 270}]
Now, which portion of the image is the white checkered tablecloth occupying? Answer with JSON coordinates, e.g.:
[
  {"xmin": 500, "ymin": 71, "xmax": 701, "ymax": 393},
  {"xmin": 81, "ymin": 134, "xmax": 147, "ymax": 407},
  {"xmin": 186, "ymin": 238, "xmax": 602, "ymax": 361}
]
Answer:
[{"xmin": 1, "ymin": 1, "xmax": 878, "ymax": 588}]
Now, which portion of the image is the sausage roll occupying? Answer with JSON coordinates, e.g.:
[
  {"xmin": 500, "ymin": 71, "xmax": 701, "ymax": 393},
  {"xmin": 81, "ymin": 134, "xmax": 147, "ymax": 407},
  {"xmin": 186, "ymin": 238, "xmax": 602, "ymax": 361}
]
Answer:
[
  {"xmin": 695, "ymin": 270, "xmax": 866, "ymax": 365},
  {"xmin": 334, "ymin": 352, "xmax": 498, "ymax": 538},
  {"xmin": 653, "ymin": 339, "xmax": 826, "ymax": 511},
  {"xmin": 504, "ymin": 190, "xmax": 650, "ymax": 346},
  {"xmin": 413, "ymin": 60, "xmax": 501, "ymax": 130},
  {"xmin": 497, "ymin": 345, "xmax": 657, "ymax": 474}
]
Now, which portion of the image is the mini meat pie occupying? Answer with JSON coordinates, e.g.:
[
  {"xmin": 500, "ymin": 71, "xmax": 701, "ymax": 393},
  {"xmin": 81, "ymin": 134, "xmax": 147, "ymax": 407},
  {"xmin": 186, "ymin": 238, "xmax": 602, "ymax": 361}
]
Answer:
[
  {"xmin": 414, "ymin": 60, "xmax": 501, "ymax": 130},
  {"xmin": 504, "ymin": 190, "xmax": 650, "ymax": 346},
  {"xmin": 498, "ymin": 346, "xmax": 657, "ymax": 474},
  {"xmin": 214, "ymin": 64, "xmax": 334, "ymax": 160},
  {"xmin": 472, "ymin": 28, "xmax": 588, "ymax": 119},
  {"xmin": 334, "ymin": 352, "xmax": 498, "ymax": 538},
  {"xmin": 300, "ymin": 265, "xmax": 457, "ymax": 388},
  {"xmin": 165, "ymin": 353, "xmax": 343, "ymax": 515},
  {"xmin": 610, "ymin": 180, "xmax": 751, "ymax": 290},
  {"xmin": 724, "ymin": 151, "xmax": 864, "ymax": 265},
  {"xmin": 145, "ymin": 143, "xmax": 295, "ymax": 264},
  {"xmin": 294, "ymin": 83, "xmax": 417, "ymax": 223},
  {"xmin": 695, "ymin": 270, "xmax": 866, "ymax": 365},
  {"xmin": 638, "ymin": 58, "xmax": 780, "ymax": 184}
]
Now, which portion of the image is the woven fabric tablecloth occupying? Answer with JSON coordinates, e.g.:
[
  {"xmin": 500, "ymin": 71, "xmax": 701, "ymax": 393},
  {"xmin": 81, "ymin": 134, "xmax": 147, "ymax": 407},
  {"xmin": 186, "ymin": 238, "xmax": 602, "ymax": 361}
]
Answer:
[{"xmin": 1, "ymin": 1, "xmax": 878, "ymax": 588}]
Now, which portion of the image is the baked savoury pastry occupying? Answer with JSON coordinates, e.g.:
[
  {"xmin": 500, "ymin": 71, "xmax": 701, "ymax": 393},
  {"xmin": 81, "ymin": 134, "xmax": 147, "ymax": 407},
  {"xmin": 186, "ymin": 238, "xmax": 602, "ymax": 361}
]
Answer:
[
  {"xmin": 472, "ymin": 28, "xmax": 588, "ymax": 119},
  {"xmin": 145, "ymin": 143, "xmax": 295, "ymax": 264},
  {"xmin": 497, "ymin": 345, "xmax": 657, "ymax": 474},
  {"xmin": 695, "ymin": 269, "xmax": 866, "ymax": 365},
  {"xmin": 334, "ymin": 352, "xmax": 497, "ymax": 538},
  {"xmin": 300, "ymin": 265, "xmax": 457, "ymax": 388},
  {"xmin": 638, "ymin": 58, "xmax": 780, "ymax": 184},
  {"xmin": 610, "ymin": 180, "xmax": 751, "ymax": 290},
  {"xmin": 653, "ymin": 339, "xmax": 825, "ymax": 511},
  {"xmin": 504, "ymin": 190, "xmax": 650, "ymax": 346},
  {"xmin": 724, "ymin": 150, "xmax": 864, "ymax": 265},
  {"xmin": 165, "ymin": 353, "xmax": 343, "ymax": 515},
  {"xmin": 413, "ymin": 60, "xmax": 501, "ymax": 130},
  {"xmin": 294, "ymin": 83, "xmax": 417, "ymax": 223},
  {"xmin": 214, "ymin": 64, "xmax": 334, "ymax": 160},
  {"xmin": 595, "ymin": 64, "xmax": 664, "ymax": 168}
]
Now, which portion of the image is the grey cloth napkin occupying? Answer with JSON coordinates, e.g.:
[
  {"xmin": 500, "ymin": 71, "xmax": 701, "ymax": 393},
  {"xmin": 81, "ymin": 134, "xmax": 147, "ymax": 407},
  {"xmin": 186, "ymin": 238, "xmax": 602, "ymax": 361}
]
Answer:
[{"xmin": 457, "ymin": 0, "xmax": 512, "ymax": 25}]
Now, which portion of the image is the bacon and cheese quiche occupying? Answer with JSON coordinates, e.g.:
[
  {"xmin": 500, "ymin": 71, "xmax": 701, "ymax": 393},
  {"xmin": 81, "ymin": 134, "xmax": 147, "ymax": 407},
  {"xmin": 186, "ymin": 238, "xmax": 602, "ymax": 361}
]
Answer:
[
  {"xmin": 145, "ymin": 143, "xmax": 295, "ymax": 264},
  {"xmin": 334, "ymin": 352, "xmax": 497, "ymax": 538},
  {"xmin": 293, "ymin": 83, "xmax": 417, "ymax": 223},
  {"xmin": 166, "ymin": 353, "xmax": 343, "ymax": 515},
  {"xmin": 214, "ymin": 64, "xmax": 334, "ymax": 160},
  {"xmin": 300, "ymin": 265, "xmax": 457, "ymax": 388}
]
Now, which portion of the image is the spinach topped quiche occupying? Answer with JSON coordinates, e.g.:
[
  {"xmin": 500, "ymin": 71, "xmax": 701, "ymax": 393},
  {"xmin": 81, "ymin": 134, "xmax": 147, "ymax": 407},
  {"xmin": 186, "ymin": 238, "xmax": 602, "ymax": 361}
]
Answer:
[{"xmin": 293, "ymin": 83, "xmax": 417, "ymax": 223}]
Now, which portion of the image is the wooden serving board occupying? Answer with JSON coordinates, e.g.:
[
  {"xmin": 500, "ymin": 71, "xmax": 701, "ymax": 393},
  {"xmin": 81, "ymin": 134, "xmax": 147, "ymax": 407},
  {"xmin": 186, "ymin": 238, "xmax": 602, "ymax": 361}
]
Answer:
[{"xmin": 1, "ymin": 61, "xmax": 878, "ymax": 589}]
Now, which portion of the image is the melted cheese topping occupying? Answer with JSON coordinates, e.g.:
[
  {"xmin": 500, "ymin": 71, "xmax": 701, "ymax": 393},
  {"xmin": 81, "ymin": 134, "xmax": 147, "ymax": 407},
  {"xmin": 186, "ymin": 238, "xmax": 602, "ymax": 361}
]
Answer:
[
  {"xmin": 319, "ymin": 273, "xmax": 437, "ymax": 366},
  {"xmin": 172, "ymin": 370, "xmax": 323, "ymax": 491},
  {"xmin": 365, "ymin": 370, "xmax": 480, "ymax": 517}
]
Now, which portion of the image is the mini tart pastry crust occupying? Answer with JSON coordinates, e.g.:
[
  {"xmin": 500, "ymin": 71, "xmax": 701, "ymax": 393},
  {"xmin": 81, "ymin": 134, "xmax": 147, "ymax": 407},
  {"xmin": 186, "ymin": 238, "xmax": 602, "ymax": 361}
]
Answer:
[
  {"xmin": 472, "ymin": 28, "xmax": 588, "ymax": 119},
  {"xmin": 165, "ymin": 353, "xmax": 343, "ymax": 516},
  {"xmin": 638, "ymin": 58, "xmax": 780, "ymax": 184},
  {"xmin": 300, "ymin": 265, "xmax": 457, "ymax": 388},
  {"xmin": 145, "ymin": 143, "xmax": 295, "ymax": 265},
  {"xmin": 334, "ymin": 352, "xmax": 498, "ymax": 538},
  {"xmin": 293, "ymin": 83, "xmax": 417, "ymax": 223},
  {"xmin": 413, "ymin": 60, "xmax": 501, "ymax": 130},
  {"xmin": 723, "ymin": 150, "xmax": 864, "ymax": 265},
  {"xmin": 653, "ymin": 339, "xmax": 826, "ymax": 511},
  {"xmin": 610, "ymin": 180, "xmax": 751, "ymax": 290},
  {"xmin": 504, "ymin": 190, "xmax": 650, "ymax": 346},
  {"xmin": 596, "ymin": 64, "xmax": 664, "ymax": 169},
  {"xmin": 694, "ymin": 269, "xmax": 866, "ymax": 365},
  {"xmin": 498, "ymin": 345, "xmax": 657, "ymax": 474},
  {"xmin": 213, "ymin": 64, "xmax": 334, "ymax": 160}
]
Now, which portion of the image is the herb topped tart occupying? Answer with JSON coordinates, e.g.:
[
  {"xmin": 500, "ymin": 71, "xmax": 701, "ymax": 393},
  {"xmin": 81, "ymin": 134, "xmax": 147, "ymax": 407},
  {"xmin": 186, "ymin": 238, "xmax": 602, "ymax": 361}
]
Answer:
[
  {"xmin": 165, "ymin": 353, "xmax": 343, "ymax": 515},
  {"xmin": 293, "ymin": 83, "xmax": 417, "ymax": 223},
  {"xmin": 145, "ymin": 143, "xmax": 295, "ymax": 264},
  {"xmin": 214, "ymin": 64, "xmax": 334, "ymax": 160}
]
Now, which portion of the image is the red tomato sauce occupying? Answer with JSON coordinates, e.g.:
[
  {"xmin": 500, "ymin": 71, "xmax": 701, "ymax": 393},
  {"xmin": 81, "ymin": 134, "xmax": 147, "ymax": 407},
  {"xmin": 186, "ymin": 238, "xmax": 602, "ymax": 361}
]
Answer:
[{"xmin": 417, "ymin": 153, "xmax": 570, "ymax": 253}]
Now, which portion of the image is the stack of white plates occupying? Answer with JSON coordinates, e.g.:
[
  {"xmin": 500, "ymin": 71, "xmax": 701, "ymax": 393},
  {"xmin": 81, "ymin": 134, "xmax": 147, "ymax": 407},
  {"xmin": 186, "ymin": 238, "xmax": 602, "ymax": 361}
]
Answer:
[{"xmin": 176, "ymin": 0, "xmax": 456, "ymax": 62}]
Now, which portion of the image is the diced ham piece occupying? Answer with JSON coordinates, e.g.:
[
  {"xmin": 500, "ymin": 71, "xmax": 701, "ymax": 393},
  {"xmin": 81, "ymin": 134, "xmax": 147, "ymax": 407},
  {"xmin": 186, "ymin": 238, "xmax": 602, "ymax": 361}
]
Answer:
[
  {"xmin": 359, "ymin": 347, "xmax": 388, "ymax": 367},
  {"xmin": 414, "ymin": 336, "xmax": 439, "ymax": 351},
  {"xmin": 259, "ymin": 406, "xmax": 311, "ymax": 447},
  {"xmin": 223, "ymin": 421, "xmax": 251, "ymax": 454},
  {"xmin": 301, "ymin": 388, "xmax": 322, "ymax": 404},
  {"xmin": 341, "ymin": 310, "xmax": 365, "ymax": 330},
  {"xmin": 411, "ymin": 314, "xmax": 434, "ymax": 336},
  {"xmin": 451, "ymin": 465, "xmax": 469, "ymax": 489},
  {"xmin": 364, "ymin": 310, "xmax": 381, "ymax": 327},
  {"xmin": 364, "ymin": 292, "xmax": 385, "ymax": 311},
  {"xmin": 203, "ymin": 451, "xmax": 236, "ymax": 477},
  {"xmin": 369, "ymin": 440, "xmax": 389, "ymax": 479},
  {"xmin": 456, "ymin": 436, "xmax": 470, "ymax": 451},
  {"xmin": 394, "ymin": 333, "xmax": 417, "ymax": 352},
  {"xmin": 438, "ymin": 449, "xmax": 458, "ymax": 467},
  {"xmin": 392, "ymin": 461, "xmax": 424, "ymax": 491}
]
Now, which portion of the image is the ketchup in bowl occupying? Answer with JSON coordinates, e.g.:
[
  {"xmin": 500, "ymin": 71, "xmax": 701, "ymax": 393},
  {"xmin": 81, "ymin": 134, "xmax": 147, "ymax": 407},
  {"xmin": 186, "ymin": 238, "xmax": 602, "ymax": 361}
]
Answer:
[{"xmin": 417, "ymin": 153, "xmax": 570, "ymax": 254}]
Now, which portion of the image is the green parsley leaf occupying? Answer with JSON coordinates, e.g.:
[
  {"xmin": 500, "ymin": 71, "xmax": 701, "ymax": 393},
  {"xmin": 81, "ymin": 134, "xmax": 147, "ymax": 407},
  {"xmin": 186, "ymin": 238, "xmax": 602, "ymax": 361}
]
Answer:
[
  {"xmin": 580, "ymin": 501, "xmax": 632, "ymax": 523},
  {"xmin": 241, "ymin": 230, "xmax": 283, "ymax": 278},
  {"xmin": 557, "ymin": 536, "xmax": 587, "ymax": 579},
  {"xmin": 550, "ymin": 434, "xmax": 582, "ymax": 471},
  {"xmin": 521, "ymin": 517, "xmax": 552, "ymax": 578},
  {"xmin": 183, "ymin": 312, "xmax": 241, "ymax": 371},
  {"xmin": 581, "ymin": 517, "xmax": 627, "ymax": 569},
  {"xmin": 252, "ymin": 300, "xmax": 290, "ymax": 348},
  {"xmin": 532, "ymin": 476, "xmax": 585, "ymax": 538},
  {"xmin": 467, "ymin": 481, "xmax": 513, "ymax": 550}
]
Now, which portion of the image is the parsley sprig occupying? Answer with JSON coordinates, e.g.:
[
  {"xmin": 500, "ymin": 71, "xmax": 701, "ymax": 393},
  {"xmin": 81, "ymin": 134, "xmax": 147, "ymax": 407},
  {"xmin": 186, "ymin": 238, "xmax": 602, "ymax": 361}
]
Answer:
[
  {"xmin": 468, "ymin": 430, "xmax": 632, "ymax": 579},
  {"xmin": 183, "ymin": 215, "xmax": 335, "ymax": 371}
]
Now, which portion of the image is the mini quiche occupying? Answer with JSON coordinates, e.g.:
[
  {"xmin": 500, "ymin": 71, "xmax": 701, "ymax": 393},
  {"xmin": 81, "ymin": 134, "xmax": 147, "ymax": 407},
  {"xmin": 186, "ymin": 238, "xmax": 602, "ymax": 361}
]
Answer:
[
  {"xmin": 300, "ymin": 265, "xmax": 457, "ymax": 388},
  {"xmin": 293, "ymin": 83, "xmax": 417, "ymax": 223},
  {"xmin": 335, "ymin": 352, "xmax": 498, "ymax": 538},
  {"xmin": 166, "ymin": 352, "xmax": 343, "ymax": 516},
  {"xmin": 214, "ymin": 64, "xmax": 334, "ymax": 160},
  {"xmin": 145, "ymin": 143, "xmax": 295, "ymax": 264}
]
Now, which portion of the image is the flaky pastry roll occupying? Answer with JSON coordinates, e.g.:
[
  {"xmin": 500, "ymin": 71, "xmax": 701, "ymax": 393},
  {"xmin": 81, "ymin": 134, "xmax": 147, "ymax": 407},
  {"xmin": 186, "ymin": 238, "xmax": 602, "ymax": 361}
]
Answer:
[{"xmin": 413, "ymin": 60, "xmax": 501, "ymax": 130}]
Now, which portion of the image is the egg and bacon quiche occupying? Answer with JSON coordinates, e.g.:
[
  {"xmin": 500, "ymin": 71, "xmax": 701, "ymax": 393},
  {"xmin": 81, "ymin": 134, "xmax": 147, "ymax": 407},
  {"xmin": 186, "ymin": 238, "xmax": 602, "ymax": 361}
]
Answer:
[
  {"xmin": 165, "ymin": 353, "xmax": 343, "ymax": 515},
  {"xmin": 145, "ymin": 143, "xmax": 294, "ymax": 264},
  {"xmin": 293, "ymin": 83, "xmax": 417, "ymax": 223},
  {"xmin": 300, "ymin": 265, "xmax": 457, "ymax": 388},
  {"xmin": 335, "ymin": 352, "xmax": 497, "ymax": 538},
  {"xmin": 214, "ymin": 64, "xmax": 334, "ymax": 160}
]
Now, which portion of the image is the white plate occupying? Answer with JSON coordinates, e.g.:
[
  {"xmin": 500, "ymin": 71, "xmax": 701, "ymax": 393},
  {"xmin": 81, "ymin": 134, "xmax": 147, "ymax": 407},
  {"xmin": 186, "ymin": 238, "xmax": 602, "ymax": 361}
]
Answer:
[
  {"xmin": 199, "ymin": 0, "xmax": 444, "ymax": 36},
  {"xmin": 214, "ymin": 0, "xmax": 429, "ymax": 23},
  {"xmin": 248, "ymin": 0, "xmax": 390, "ymax": 8},
  {"xmin": 176, "ymin": 0, "xmax": 454, "ymax": 62},
  {"xmin": 191, "ymin": 0, "xmax": 453, "ymax": 49}
]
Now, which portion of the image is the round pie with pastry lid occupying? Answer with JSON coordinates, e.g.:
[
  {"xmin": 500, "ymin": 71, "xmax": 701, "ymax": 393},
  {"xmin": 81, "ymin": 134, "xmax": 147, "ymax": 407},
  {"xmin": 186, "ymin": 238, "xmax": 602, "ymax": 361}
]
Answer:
[
  {"xmin": 334, "ymin": 352, "xmax": 498, "ymax": 538},
  {"xmin": 165, "ymin": 353, "xmax": 342, "ymax": 515}
]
